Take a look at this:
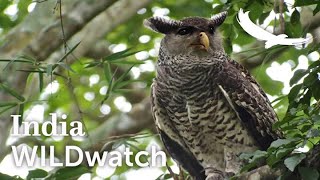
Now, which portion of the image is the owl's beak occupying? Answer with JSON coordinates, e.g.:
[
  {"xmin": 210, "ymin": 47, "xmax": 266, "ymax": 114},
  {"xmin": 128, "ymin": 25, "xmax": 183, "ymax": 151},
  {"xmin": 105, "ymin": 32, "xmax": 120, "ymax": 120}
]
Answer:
[
  {"xmin": 199, "ymin": 32, "xmax": 209, "ymax": 51},
  {"xmin": 190, "ymin": 32, "xmax": 210, "ymax": 51}
]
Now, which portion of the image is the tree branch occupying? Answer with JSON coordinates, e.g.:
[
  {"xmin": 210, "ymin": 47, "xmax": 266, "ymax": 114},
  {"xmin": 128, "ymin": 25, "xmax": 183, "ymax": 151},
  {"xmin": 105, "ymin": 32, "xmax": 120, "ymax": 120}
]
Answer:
[{"xmin": 23, "ymin": 0, "xmax": 118, "ymax": 62}]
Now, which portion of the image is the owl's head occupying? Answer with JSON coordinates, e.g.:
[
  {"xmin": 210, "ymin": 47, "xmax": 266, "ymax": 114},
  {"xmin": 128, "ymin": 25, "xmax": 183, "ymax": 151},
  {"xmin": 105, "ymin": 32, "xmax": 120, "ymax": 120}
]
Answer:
[{"xmin": 144, "ymin": 12, "xmax": 227, "ymax": 56}]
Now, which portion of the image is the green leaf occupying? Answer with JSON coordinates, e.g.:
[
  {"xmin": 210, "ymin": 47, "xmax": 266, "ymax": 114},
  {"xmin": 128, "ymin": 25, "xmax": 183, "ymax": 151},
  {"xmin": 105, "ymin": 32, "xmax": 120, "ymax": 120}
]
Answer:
[
  {"xmin": 3, "ymin": 57, "xmax": 35, "ymax": 70},
  {"xmin": 290, "ymin": 69, "xmax": 308, "ymax": 86},
  {"xmin": 103, "ymin": 62, "xmax": 112, "ymax": 83},
  {"xmin": 311, "ymin": 83, "xmax": 320, "ymax": 100},
  {"xmin": 240, "ymin": 161, "xmax": 257, "ymax": 173},
  {"xmin": 247, "ymin": 1, "xmax": 264, "ymax": 20},
  {"xmin": 288, "ymin": 84, "xmax": 303, "ymax": 103},
  {"xmin": 84, "ymin": 61, "xmax": 100, "ymax": 68},
  {"xmin": 104, "ymin": 48, "xmax": 142, "ymax": 62},
  {"xmin": 45, "ymin": 166, "xmax": 90, "ymax": 180},
  {"xmin": 52, "ymin": 42, "xmax": 81, "ymax": 71},
  {"xmin": 46, "ymin": 64, "xmax": 53, "ymax": 76},
  {"xmin": 26, "ymin": 169, "xmax": 48, "ymax": 180},
  {"xmin": 100, "ymin": 141, "xmax": 116, "ymax": 152},
  {"xmin": 17, "ymin": 69, "xmax": 46, "ymax": 73},
  {"xmin": 300, "ymin": 89, "xmax": 312, "ymax": 107},
  {"xmin": 239, "ymin": 152, "xmax": 254, "ymax": 160},
  {"xmin": 101, "ymin": 68, "xmax": 117, "ymax": 104},
  {"xmin": 290, "ymin": 9, "xmax": 301, "ymax": 26},
  {"xmin": 303, "ymin": 72, "xmax": 318, "ymax": 87},
  {"xmin": 39, "ymin": 72, "xmax": 44, "ymax": 92},
  {"xmin": 109, "ymin": 59, "xmax": 145, "ymax": 65},
  {"xmin": 309, "ymin": 60, "xmax": 320, "ymax": 70},
  {"xmin": 0, "ymin": 83, "xmax": 25, "ymax": 102},
  {"xmin": 259, "ymin": 11, "xmax": 271, "ymax": 24},
  {"xmin": 276, "ymin": 147, "xmax": 294, "ymax": 159},
  {"xmin": 0, "ymin": 172, "xmax": 23, "ymax": 180},
  {"xmin": 0, "ymin": 59, "xmax": 34, "ymax": 63},
  {"xmin": 104, "ymin": 48, "xmax": 132, "ymax": 61},
  {"xmin": 273, "ymin": 112, "xmax": 301, "ymax": 130},
  {"xmin": 312, "ymin": 115, "xmax": 320, "ymax": 122},
  {"xmin": 307, "ymin": 129, "xmax": 320, "ymax": 138},
  {"xmin": 269, "ymin": 139, "xmax": 299, "ymax": 150},
  {"xmin": 239, "ymin": 150, "xmax": 267, "ymax": 172},
  {"xmin": 0, "ymin": 104, "xmax": 16, "ymax": 115},
  {"xmin": 0, "ymin": 102, "xmax": 18, "ymax": 107},
  {"xmin": 163, "ymin": 174, "xmax": 172, "ymax": 179},
  {"xmin": 113, "ymin": 89, "xmax": 135, "ymax": 94},
  {"xmin": 314, "ymin": 4, "xmax": 320, "ymax": 15},
  {"xmin": 298, "ymin": 167, "xmax": 319, "ymax": 180},
  {"xmin": 0, "ymin": 0, "xmax": 10, "ymax": 12},
  {"xmin": 114, "ymin": 79, "xmax": 142, "ymax": 89},
  {"xmin": 284, "ymin": 153, "xmax": 306, "ymax": 172},
  {"xmin": 267, "ymin": 152, "xmax": 282, "ymax": 167},
  {"xmin": 17, "ymin": 103, "xmax": 24, "ymax": 125},
  {"xmin": 294, "ymin": 0, "xmax": 320, "ymax": 6},
  {"xmin": 113, "ymin": 66, "xmax": 134, "ymax": 88},
  {"xmin": 57, "ymin": 63, "xmax": 76, "ymax": 73}
]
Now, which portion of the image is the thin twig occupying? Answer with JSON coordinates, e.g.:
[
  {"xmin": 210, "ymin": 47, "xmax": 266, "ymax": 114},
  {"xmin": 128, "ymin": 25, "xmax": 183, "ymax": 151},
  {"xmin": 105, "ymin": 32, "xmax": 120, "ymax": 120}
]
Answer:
[
  {"xmin": 279, "ymin": 0, "xmax": 285, "ymax": 34},
  {"xmin": 54, "ymin": 0, "xmax": 68, "ymax": 53},
  {"xmin": 179, "ymin": 166, "xmax": 185, "ymax": 180},
  {"xmin": 64, "ymin": 77, "xmax": 89, "ymax": 137},
  {"xmin": 166, "ymin": 162, "xmax": 179, "ymax": 180},
  {"xmin": 273, "ymin": 0, "xmax": 277, "ymax": 33},
  {"xmin": 32, "ymin": 0, "xmax": 51, "ymax": 3}
]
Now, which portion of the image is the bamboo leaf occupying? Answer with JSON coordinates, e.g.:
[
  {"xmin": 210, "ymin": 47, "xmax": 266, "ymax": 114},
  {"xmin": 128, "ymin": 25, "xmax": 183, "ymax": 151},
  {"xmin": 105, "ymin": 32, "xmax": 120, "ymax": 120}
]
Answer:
[
  {"xmin": 39, "ymin": 72, "xmax": 44, "ymax": 92},
  {"xmin": 52, "ymin": 42, "xmax": 81, "ymax": 70},
  {"xmin": 114, "ymin": 79, "xmax": 142, "ymax": 89},
  {"xmin": 85, "ymin": 61, "xmax": 100, "ymax": 68},
  {"xmin": 113, "ymin": 66, "xmax": 134, "ymax": 88},
  {"xmin": 101, "ymin": 68, "xmax": 118, "ymax": 104},
  {"xmin": 109, "ymin": 59, "xmax": 145, "ymax": 65},
  {"xmin": 0, "ymin": 83, "xmax": 25, "ymax": 102},
  {"xmin": 17, "ymin": 69, "xmax": 46, "ymax": 73},
  {"xmin": 0, "ymin": 102, "xmax": 18, "ymax": 107},
  {"xmin": 103, "ymin": 62, "xmax": 112, "ymax": 83},
  {"xmin": 18, "ymin": 103, "xmax": 24, "ymax": 125},
  {"xmin": 46, "ymin": 64, "xmax": 53, "ymax": 76},
  {"xmin": 103, "ymin": 48, "xmax": 133, "ymax": 61},
  {"xmin": 0, "ymin": 59, "xmax": 35, "ymax": 63},
  {"xmin": 104, "ymin": 48, "xmax": 143, "ymax": 62},
  {"xmin": 57, "ymin": 63, "xmax": 76, "ymax": 73},
  {"xmin": 0, "ymin": 105, "xmax": 16, "ymax": 115}
]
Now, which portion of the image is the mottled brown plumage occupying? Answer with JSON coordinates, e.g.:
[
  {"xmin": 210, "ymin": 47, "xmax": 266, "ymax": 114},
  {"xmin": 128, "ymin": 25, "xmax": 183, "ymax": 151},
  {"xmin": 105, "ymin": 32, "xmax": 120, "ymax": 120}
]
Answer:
[{"xmin": 145, "ymin": 12, "xmax": 282, "ymax": 180}]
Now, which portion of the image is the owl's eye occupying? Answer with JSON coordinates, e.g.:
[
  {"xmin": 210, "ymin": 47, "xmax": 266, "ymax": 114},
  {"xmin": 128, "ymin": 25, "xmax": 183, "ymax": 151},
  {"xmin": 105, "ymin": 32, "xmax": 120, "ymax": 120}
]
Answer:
[
  {"xmin": 177, "ymin": 27, "xmax": 192, "ymax": 35},
  {"xmin": 209, "ymin": 27, "xmax": 215, "ymax": 34}
]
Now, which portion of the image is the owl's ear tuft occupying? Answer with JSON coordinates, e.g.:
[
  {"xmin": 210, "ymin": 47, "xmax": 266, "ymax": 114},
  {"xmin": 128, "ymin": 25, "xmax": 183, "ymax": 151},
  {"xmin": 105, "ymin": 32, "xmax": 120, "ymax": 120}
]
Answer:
[
  {"xmin": 210, "ymin": 11, "xmax": 228, "ymax": 26},
  {"xmin": 144, "ymin": 17, "xmax": 181, "ymax": 34}
]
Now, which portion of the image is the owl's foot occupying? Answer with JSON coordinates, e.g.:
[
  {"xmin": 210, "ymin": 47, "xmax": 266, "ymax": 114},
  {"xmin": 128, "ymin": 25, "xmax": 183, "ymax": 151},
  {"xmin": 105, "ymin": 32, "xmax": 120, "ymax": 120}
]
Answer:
[
  {"xmin": 205, "ymin": 173, "xmax": 224, "ymax": 180},
  {"xmin": 205, "ymin": 169, "xmax": 224, "ymax": 180}
]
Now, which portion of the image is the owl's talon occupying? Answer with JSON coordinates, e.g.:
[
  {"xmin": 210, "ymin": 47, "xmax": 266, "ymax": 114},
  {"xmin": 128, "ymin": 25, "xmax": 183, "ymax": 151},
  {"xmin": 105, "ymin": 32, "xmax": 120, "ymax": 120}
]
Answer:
[{"xmin": 205, "ymin": 173, "xmax": 224, "ymax": 180}]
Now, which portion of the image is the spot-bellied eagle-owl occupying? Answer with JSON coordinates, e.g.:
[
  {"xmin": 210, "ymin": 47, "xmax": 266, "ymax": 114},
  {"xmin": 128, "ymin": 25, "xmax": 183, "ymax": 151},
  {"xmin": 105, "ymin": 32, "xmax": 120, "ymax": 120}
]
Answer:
[{"xmin": 144, "ymin": 12, "xmax": 282, "ymax": 180}]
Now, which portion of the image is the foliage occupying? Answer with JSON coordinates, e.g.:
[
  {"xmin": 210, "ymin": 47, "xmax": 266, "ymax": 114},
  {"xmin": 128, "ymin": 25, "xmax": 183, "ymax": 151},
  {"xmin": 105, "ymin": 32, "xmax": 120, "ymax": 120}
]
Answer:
[{"xmin": 0, "ymin": 0, "xmax": 319, "ymax": 179}]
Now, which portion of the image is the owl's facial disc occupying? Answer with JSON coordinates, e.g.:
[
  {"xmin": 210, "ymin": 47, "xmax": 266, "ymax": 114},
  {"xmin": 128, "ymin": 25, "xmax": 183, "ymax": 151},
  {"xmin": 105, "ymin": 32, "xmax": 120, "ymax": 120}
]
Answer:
[{"xmin": 190, "ymin": 32, "xmax": 210, "ymax": 51}]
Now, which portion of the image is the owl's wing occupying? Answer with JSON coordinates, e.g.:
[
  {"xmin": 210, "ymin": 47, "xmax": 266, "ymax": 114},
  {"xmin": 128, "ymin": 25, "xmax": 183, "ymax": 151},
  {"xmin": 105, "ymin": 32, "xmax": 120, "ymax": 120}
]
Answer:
[
  {"xmin": 216, "ymin": 59, "xmax": 282, "ymax": 150},
  {"xmin": 151, "ymin": 83, "xmax": 206, "ymax": 180}
]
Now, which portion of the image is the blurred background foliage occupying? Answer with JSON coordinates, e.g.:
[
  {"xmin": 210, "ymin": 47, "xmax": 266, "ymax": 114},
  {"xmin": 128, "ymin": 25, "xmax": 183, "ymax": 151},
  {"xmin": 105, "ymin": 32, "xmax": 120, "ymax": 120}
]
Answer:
[{"xmin": 0, "ymin": 0, "xmax": 319, "ymax": 179}]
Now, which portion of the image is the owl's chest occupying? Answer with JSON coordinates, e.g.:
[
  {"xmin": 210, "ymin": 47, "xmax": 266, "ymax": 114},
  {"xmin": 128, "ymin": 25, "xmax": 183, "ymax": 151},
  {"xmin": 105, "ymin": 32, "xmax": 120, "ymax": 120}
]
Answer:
[
  {"xmin": 155, "ymin": 66, "xmax": 223, "ymax": 129},
  {"xmin": 167, "ymin": 89, "xmax": 235, "ymax": 133}
]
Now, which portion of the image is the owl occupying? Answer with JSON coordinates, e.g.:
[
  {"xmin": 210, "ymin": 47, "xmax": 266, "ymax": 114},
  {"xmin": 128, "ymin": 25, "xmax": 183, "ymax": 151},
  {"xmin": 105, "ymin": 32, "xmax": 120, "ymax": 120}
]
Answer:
[{"xmin": 144, "ymin": 12, "xmax": 282, "ymax": 180}]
